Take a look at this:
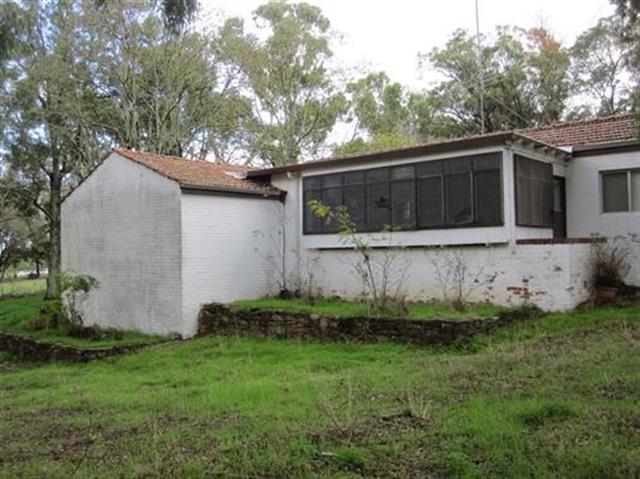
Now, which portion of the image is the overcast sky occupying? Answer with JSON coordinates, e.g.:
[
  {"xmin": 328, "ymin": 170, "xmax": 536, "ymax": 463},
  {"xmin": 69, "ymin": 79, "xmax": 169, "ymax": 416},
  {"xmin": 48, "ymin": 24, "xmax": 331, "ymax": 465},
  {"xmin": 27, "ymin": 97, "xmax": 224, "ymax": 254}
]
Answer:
[{"xmin": 200, "ymin": 0, "xmax": 615, "ymax": 89}]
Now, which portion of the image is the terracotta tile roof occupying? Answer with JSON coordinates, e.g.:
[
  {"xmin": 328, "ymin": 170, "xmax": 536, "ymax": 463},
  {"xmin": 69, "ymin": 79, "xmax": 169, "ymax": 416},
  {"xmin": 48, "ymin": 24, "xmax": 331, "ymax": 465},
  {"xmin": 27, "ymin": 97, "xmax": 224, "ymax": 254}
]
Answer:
[
  {"xmin": 519, "ymin": 114, "xmax": 638, "ymax": 147},
  {"xmin": 114, "ymin": 149, "xmax": 282, "ymax": 197}
]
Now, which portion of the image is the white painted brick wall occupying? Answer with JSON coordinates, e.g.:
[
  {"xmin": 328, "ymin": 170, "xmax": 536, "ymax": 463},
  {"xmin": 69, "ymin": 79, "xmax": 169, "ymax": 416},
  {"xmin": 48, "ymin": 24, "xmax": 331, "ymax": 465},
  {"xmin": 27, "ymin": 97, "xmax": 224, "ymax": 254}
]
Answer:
[
  {"xmin": 180, "ymin": 193, "xmax": 282, "ymax": 336},
  {"xmin": 289, "ymin": 243, "xmax": 592, "ymax": 311},
  {"xmin": 61, "ymin": 153, "xmax": 184, "ymax": 335}
]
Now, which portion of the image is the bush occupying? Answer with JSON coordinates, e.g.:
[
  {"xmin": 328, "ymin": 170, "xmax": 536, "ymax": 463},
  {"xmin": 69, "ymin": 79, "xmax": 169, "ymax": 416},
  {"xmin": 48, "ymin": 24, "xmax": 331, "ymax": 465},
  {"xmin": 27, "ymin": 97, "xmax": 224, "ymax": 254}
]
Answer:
[{"xmin": 589, "ymin": 239, "xmax": 631, "ymax": 289}]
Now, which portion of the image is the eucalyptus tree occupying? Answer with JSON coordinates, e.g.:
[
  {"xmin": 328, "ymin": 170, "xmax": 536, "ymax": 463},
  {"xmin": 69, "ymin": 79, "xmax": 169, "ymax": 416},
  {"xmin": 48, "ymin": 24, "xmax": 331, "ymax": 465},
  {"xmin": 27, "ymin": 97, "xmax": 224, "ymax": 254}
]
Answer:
[
  {"xmin": 422, "ymin": 26, "xmax": 570, "ymax": 135},
  {"xmin": 86, "ymin": 2, "xmax": 251, "ymax": 160},
  {"xmin": 0, "ymin": 0, "xmax": 108, "ymax": 297},
  {"xmin": 570, "ymin": 16, "xmax": 637, "ymax": 116},
  {"xmin": 218, "ymin": 1, "xmax": 347, "ymax": 166}
]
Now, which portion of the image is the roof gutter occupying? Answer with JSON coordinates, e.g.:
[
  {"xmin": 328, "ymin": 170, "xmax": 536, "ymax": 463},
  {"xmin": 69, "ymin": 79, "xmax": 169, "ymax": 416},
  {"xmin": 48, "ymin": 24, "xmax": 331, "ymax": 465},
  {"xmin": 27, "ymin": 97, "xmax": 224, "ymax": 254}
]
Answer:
[
  {"xmin": 247, "ymin": 132, "xmax": 569, "ymax": 178},
  {"xmin": 179, "ymin": 183, "xmax": 285, "ymax": 201},
  {"xmin": 571, "ymin": 139, "xmax": 640, "ymax": 157}
]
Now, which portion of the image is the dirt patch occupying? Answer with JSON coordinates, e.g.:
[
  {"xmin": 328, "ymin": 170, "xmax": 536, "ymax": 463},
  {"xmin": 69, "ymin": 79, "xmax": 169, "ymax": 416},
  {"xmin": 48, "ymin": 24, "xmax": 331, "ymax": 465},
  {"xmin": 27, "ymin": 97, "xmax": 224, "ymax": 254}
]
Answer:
[{"xmin": 309, "ymin": 410, "xmax": 430, "ymax": 446}]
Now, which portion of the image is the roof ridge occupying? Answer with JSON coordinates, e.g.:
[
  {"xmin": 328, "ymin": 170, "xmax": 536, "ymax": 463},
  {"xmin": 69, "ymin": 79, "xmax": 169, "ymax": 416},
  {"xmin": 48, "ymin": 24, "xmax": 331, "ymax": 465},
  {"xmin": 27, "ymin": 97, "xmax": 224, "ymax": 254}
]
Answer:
[{"xmin": 114, "ymin": 148, "xmax": 255, "ymax": 171}]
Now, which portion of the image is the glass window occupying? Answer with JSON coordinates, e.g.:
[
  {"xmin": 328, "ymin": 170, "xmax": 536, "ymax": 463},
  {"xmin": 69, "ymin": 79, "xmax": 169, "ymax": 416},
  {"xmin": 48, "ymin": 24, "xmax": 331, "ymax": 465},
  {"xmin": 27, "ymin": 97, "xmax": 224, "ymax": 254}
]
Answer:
[
  {"xmin": 602, "ymin": 170, "xmax": 640, "ymax": 213},
  {"xmin": 391, "ymin": 180, "xmax": 416, "ymax": 229},
  {"xmin": 515, "ymin": 155, "xmax": 553, "ymax": 227},
  {"xmin": 302, "ymin": 152, "xmax": 503, "ymax": 234},
  {"xmin": 602, "ymin": 172, "xmax": 628, "ymax": 212},
  {"xmin": 631, "ymin": 170, "xmax": 640, "ymax": 212},
  {"xmin": 475, "ymin": 170, "xmax": 501, "ymax": 225},
  {"xmin": 417, "ymin": 176, "xmax": 443, "ymax": 227},
  {"xmin": 445, "ymin": 172, "xmax": 473, "ymax": 225},
  {"xmin": 343, "ymin": 185, "xmax": 366, "ymax": 231},
  {"xmin": 367, "ymin": 181, "xmax": 391, "ymax": 231}
]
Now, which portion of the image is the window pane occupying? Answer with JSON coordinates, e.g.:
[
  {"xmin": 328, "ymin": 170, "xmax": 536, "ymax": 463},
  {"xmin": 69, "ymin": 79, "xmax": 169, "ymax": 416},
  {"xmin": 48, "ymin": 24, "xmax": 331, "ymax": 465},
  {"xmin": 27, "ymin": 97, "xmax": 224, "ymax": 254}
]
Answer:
[
  {"xmin": 631, "ymin": 171, "xmax": 640, "ymax": 212},
  {"xmin": 303, "ymin": 176, "xmax": 322, "ymax": 189},
  {"xmin": 366, "ymin": 167, "xmax": 389, "ymax": 183},
  {"xmin": 343, "ymin": 185, "xmax": 366, "ymax": 231},
  {"xmin": 367, "ymin": 182, "xmax": 391, "ymax": 231},
  {"xmin": 445, "ymin": 173, "xmax": 472, "ymax": 225},
  {"xmin": 303, "ymin": 189, "xmax": 323, "ymax": 233},
  {"xmin": 416, "ymin": 160, "xmax": 443, "ymax": 178},
  {"xmin": 391, "ymin": 165, "xmax": 415, "ymax": 180},
  {"xmin": 417, "ymin": 177, "xmax": 443, "ymax": 227},
  {"xmin": 473, "ymin": 153, "xmax": 501, "ymax": 171},
  {"xmin": 444, "ymin": 157, "xmax": 471, "ymax": 174},
  {"xmin": 602, "ymin": 172, "xmax": 629, "ymax": 212},
  {"xmin": 391, "ymin": 180, "xmax": 416, "ymax": 229},
  {"xmin": 515, "ymin": 156, "xmax": 553, "ymax": 226},
  {"xmin": 322, "ymin": 187, "xmax": 342, "ymax": 232},
  {"xmin": 344, "ymin": 171, "xmax": 365, "ymax": 185},
  {"xmin": 474, "ymin": 170, "xmax": 501, "ymax": 224},
  {"xmin": 323, "ymin": 174, "xmax": 342, "ymax": 188}
]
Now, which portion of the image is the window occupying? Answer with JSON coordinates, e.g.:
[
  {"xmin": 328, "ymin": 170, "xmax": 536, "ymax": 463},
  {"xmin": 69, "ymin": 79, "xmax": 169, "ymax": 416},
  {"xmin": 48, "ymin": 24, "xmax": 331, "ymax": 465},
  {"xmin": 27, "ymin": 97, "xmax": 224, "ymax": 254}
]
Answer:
[
  {"xmin": 302, "ymin": 152, "xmax": 503, "ymax": 234},
  {"xmin": 515, "ymin": 155, "xmax": 553, "ymax": 227},
  {"xmin": 602, "ymin": 169, "xmax": 640, "ymax": 213}
]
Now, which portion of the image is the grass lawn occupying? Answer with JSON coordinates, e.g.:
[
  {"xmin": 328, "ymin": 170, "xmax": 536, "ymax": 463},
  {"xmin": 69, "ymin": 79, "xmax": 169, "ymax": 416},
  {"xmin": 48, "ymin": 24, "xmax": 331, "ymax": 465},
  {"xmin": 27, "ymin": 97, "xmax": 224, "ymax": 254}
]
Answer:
[
  {"xmin": 0, "ymin": 278, "xmax": 46, "ymax": 298},
  {"xmin": 0, "ymin": 295, "xmax": 163, "ymax": 349},
  {"xmin": 1, "ymin": 300, "xmax": 638, "ymax": 477},
  {"xmin": 232, "ymin": 296, "xmax": 506, "ymax": 320}
]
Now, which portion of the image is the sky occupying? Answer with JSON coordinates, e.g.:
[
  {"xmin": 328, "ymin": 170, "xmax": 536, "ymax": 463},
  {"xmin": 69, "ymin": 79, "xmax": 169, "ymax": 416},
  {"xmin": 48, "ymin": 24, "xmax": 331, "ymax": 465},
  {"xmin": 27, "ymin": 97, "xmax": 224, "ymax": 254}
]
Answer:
[{"xmin": 199, "ymin": 0, "xmax": 615, "ymax": 89}]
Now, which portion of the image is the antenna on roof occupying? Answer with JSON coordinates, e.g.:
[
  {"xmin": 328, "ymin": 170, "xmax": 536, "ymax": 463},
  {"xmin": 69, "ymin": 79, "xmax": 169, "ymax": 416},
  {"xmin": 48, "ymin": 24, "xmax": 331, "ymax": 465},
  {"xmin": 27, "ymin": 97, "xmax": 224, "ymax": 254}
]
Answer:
[{"xmin": 475, "ymin": 0, "xmax": 486, "ymax": 134}]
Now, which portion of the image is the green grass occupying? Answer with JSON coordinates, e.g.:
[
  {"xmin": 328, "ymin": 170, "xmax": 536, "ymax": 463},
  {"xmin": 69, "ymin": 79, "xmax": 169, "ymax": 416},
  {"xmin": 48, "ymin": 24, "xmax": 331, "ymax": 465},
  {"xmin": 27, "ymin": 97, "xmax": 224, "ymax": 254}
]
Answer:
[
  {"xmin": 0, "ymin": 278, "xmax": 46, "ymax": 298},
  {"xmin": 1, "ymin": 301, "xmax": 639, "ymax": 477},
  {"xmin": 232, "ymin": 296, "xmax": 505, "ymax": 320},
  {"xmin": 0, "ymin": 295, "xmax": 163, "ymax": 349}
]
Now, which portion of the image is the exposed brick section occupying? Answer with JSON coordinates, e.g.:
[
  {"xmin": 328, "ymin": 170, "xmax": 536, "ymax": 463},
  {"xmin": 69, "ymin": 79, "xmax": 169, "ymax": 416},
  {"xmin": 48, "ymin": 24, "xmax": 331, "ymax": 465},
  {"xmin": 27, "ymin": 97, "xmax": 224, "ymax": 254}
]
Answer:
[
  {"xmin": 197, "ymin": 304, "xmax": 528, "ymax": 346},
  {"xmin": 516, "ymin": 237, "xmax": 606, "ymax": 245},
  {"xmin": 0, "ymin": 332, "xmax": 159, "ymax": 362},
  {"xmin": 520, "ymin": 114, "xmax": 638, "ymax": 147},
  {"xmin": 115, "ymin": 149, "xmax": 281, "ymax": 196}
]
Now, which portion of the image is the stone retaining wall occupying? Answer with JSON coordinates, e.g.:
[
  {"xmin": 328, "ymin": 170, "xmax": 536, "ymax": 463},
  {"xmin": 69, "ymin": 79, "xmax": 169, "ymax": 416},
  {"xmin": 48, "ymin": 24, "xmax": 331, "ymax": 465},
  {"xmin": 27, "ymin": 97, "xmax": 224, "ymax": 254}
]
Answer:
[
  {"xmin": 197, "ymin": 304, "xmax": 527, "ymax": 346},
  {"xmin": 0, "ymin": 332, "xmax": 155, "ymax": 362}
]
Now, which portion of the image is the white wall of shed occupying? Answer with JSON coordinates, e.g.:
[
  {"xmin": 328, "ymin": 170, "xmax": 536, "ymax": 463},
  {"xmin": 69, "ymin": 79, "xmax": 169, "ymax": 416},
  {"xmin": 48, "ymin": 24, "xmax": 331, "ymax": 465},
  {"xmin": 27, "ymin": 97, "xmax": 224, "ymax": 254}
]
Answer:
[
  {"xmin": 565, "ymin": 149, "xmax": 640, "ymax": 285},
  {"xmin": 180, "ymin": 192, "xmax": 282, "ymax": 336},
  {"xmin": 61, "ymin": 153, "xmax": 184, "ymax": 336}
]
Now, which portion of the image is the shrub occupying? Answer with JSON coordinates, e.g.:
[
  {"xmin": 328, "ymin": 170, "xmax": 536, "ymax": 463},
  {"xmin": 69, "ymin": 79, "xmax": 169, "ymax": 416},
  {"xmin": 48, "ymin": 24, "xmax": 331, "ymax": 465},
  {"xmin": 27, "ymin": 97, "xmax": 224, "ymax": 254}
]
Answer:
[{"xmin": 589, "ymin": 239, "xmax": 631, "ymax": 289}]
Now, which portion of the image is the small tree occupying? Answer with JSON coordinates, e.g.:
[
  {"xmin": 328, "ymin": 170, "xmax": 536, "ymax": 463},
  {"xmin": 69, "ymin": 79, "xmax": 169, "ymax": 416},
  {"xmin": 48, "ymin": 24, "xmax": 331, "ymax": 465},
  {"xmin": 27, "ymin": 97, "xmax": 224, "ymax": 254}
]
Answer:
[
  {"xmin": 426, "ymin": 246, "xmax": 498, "ymax": 311},
  {"xmin": 309, "ymin": 200, "xmax": 409, "ymax": 314}
]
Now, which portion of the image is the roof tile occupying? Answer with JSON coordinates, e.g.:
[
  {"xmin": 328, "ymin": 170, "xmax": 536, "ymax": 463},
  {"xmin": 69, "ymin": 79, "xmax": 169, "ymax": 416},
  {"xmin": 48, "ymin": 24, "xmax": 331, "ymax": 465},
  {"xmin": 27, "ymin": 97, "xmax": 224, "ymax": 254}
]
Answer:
[
  {"xmin": 519, "ymin": 114, "xmax": 638, "ymax": 147},
  {"xmin": 114, "ymin": 149, "xmax": 281, "ymax": 197}
]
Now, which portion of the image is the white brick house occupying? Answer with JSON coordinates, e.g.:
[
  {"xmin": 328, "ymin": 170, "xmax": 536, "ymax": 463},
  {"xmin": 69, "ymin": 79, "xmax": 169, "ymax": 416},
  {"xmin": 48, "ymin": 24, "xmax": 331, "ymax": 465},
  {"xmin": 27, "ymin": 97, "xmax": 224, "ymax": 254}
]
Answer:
[{"xmin": 62, "ymin": 114, "xmax": 639, "ymax": 336}]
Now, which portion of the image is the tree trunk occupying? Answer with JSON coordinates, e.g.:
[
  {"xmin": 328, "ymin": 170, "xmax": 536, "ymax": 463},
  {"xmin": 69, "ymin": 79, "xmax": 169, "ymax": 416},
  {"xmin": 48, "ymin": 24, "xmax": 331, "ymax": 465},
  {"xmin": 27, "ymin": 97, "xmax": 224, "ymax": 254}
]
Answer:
[
  {"xmin": 45, "ymin": 171, "xmax": 62, "ymax": 299},
  {"xmin": 35, "ymin": 260, "xmax": 40, "ymax": 278}
]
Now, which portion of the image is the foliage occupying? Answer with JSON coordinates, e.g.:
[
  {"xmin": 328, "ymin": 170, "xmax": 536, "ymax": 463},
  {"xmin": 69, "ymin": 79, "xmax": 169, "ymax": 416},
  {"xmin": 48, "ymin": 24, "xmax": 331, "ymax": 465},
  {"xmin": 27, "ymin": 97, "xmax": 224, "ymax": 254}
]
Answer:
[
  {"xmin": 426, "ymin": 247, "xmax": 500, "ymax": 311},
  {"xmin": 0, "ymin": 304, "xmax": 638, "ymax": 476},
  {"xmin": 421, "ymin": 26, "xmax": 571, "ymax": 135},
  {"xmin": 59, "ymin": 271, "xmax": 100, "ymax": 329},
  {"xmin": 589, "ymin": 238, "xmax": 631, "ymax": 289},
  {"xmin": 218, "ymin": 2, "xmax": 347, "ymax": 166},
  {"xmin": 309, "ymin": 200, "xmax": 409, "ymax": 315},
  {"xmin": 570, "ymin": 16, "xmax": 637, "ymax": 116},
  {"xmin": 0, "ymin": 294, "xmax": 162, "ymax": 348},
  {"xmin": 86, "ymin": 2, "xmax": 250, "ymax": 159}
]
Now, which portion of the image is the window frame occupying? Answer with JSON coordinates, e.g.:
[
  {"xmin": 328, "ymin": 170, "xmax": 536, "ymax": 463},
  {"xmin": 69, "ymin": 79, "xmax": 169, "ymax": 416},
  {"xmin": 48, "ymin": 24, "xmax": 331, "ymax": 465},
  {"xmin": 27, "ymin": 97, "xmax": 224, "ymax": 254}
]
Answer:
[
  {"xmin": 302, "ymin": 152, "xmax": 504, "ymax": 235},
  {"xmin": 600, "ymin": 168, "xmax": 640, "ymax": 213}
]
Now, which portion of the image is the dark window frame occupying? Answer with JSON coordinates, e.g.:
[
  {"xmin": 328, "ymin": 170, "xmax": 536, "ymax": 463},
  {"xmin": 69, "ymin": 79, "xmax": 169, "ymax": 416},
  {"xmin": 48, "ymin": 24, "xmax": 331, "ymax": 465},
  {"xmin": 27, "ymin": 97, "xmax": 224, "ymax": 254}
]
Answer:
[{"xmin": 303, "ymin": 152, "xmax": 503, "ymax": 235}]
